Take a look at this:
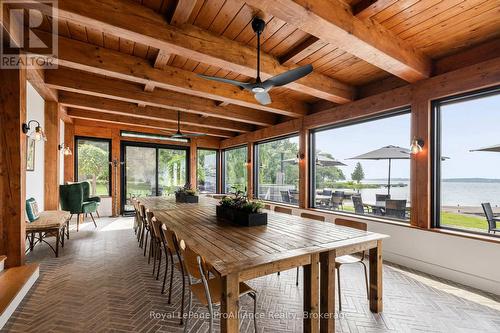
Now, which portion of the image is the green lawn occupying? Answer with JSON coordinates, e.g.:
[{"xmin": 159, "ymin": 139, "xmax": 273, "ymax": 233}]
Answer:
[{"xmin": 440, "ymin": 212, "xmax": 488, "ymax": 231}]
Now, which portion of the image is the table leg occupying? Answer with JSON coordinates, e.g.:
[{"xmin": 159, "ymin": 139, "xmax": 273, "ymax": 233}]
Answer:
[
  {"xmin": 221, "ymin": 273, "xmax": 239, "ymax": 333},
  {"xmin": 303, "ymin": 253, "xmax": 320, "ymax": 333},
  {"xmin": 320, "ymin": 250, "xmax": 336, "ymax": 333},
  {"xmin": 369, "ymin": 240, "xmax": 383, "ymax": 312}
]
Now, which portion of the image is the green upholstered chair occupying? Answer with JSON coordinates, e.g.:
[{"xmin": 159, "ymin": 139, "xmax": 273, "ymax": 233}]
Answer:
[
  {"xmin": 81, "ymin": 181, "xmax": 101, "ymax": 217},
  {"xmin": 59, "ymin": 183, "xmax": 98, "ymax": 231}
]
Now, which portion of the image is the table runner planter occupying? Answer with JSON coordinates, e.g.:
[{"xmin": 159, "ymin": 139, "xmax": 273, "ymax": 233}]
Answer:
[
  {"xmin": 216, "ymin": 205, "xmax": 268, "ymax": 227},
  {"xmin": 175, "ymin": 193, "xmax": 199, "ymax": 203}
]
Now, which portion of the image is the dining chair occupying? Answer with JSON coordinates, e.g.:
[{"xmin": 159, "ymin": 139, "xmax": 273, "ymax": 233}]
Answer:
[
  {"xmin": 147, "ymin": 212, "xmax": 163, "ymax": 280},
  {"xmin": 160, "ymin": 224, "xmax": 187, "ymax": 325},
  {"xmin": 481, "ymin": 203, "xmax": 500, "ymax": 234},
  {"xmin": 334, "ymin": 218, "xmax": 369, "ymax": 311},
  {"xmin": 300, "ymin": 212, "xmax": 325, "ymax": 222},
  {"xmin": 133, "ymin": 199, "xmax": 142, "ymax": 241},
  {"xmin": 181, "ymin": 242, "xmax": 258, "ymax": 333},
  {"xmin": 274, "ymin": 206, "xmax": 293, "ymax": 215}
]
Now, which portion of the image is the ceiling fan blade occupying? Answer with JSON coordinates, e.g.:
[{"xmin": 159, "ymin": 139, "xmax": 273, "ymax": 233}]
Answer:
[
  {"xmin": 181, "ymin": 133, "xmax": 207, "ymax": 137},
  {"xmin": 262, "ymin": 64, "xmax": 313, "ymax": 89},
  {"xmin": 197, "ymin": 74, "xmax": 253, "ymax": 90},
  {"xmin": 254, "ymin": 91, "xmax": 272, "ymax": 105}
]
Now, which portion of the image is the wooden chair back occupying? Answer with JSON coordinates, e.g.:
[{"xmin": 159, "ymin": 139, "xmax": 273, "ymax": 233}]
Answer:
[
  {"xmin": 161, "ymin": 224, "xmax": 179, "ymax": 253},
  {"xmin": 263, "ymin": 204, "xmax": 271, "ymax": 210},
  {"xmin": 335, "ymin": 218, "xmax": 367, "ymax": 231},
  {"xmin": 274, "ymin": 206, "xmax": 292, "ymax": 215},
  {"xmin": 180, "ymin": 243, "xmax": 208, "ymax": 280},
  {"xmin": 300, "ymin": 212, "xmax": 325, "ymax": 222},
  {"xmin": 147, "ymin": 211, "xmax": 161, "ymax": 239}
]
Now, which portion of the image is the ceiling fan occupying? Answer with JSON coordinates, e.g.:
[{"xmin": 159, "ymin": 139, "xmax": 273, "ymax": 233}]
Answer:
[
  {"xmin": 197, "ymin": 17, "xmax": 313, "ymax": 105},
  {"xmin": 163, "ymin": 111, "xmax": 207, "ymax": 139}
]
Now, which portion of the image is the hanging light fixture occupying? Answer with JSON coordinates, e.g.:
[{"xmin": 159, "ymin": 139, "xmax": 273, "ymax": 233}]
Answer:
[
  {"xmin": 22, "ymin": 120, "xmax": 47, "ymax": 141},
  {"xmin": 410, "ymin": 137, "xmax": 424, "ymax": 154},
  {"xmin": 58, "ymin": 143, "xmax": 72, "ymax": 156}
]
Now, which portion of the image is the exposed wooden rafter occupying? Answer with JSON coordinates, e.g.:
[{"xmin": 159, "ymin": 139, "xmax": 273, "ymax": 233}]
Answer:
[
  {"xmin": 353, "ymin": 0, "xmax": 398, "ymax": 20},
  {"xmin": 58, "ymin": 91, "xmax": 255, "ymax": 133},
  {"xmin": 45, "ymin": 68, "xmax": 277, "ymax": 127},
  {"xmin": 32, "ymin": 0, "xmax": 355, "ymax": 104},
  {"xmin": 245, "ymin": 0, "xmax": 432, "ymax": 82}
]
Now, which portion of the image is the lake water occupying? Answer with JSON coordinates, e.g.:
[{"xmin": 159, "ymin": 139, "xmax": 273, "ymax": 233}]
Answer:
[{"xmin": 340, "ymin": 180, "xmax": 500, "ymax": 207}]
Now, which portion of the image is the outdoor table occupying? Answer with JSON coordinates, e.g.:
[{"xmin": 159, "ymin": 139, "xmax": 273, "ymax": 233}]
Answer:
[{"xmin": 140, "ymin": 196, "xmax": 389, "ymax": 333}]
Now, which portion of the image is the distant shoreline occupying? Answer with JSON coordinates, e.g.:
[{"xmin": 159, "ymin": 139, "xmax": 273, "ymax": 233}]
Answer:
[{"xmin": 365, "ymin": 178, "xmax": 500, "ymax": 183}]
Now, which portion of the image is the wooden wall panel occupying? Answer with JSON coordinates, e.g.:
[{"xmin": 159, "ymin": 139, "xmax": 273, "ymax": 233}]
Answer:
[
  {"xmin": 0, "ymin": 63, "xmax": 27, "ymax": 268},
  {"xmin": 44, "ymin": 102, "xmax": 60, "ymax": 210}
]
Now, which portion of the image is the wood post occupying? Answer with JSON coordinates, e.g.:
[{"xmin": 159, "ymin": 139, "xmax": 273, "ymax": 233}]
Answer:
[
  {"xmin": 299, "ymin": 127, "xmax": 309, "ymax": 208},
  {"xmin": 246, "ymin": 143, "xmax": 254, "ymax": 199},
  {"xmin": 320, "ymin": 250, "xmax": 336, "ymax": 333},
  {"xmin": 64, "ymin": 122, "xmax": 75, "ymax": 183},
  {"xmin": 369, "ymin": 240, "xmax": 383, "ymax": 312},
  {"xmin": 189, "ymin": 139, "xmax": 197, "ymax": 188},
  {"xmin": 111, "ymin": 129, "xmax": 121, "ymax": 216},
  {"xmin": 220, "ymin": 273, "xmax": 239, "ymax": 333},
  {"xmin": 303, "ymin": 253, "xmax": 320, "ymax": 333},
  {"xmin": 44, "ymin": 101, "xmax": 60, "ymax": 210},
  {"xmin": 0, "ymin": 62, "xmax": 27, "ymax": 268},
  {"xmin": 410, "ymin": 93, "xmax": 431, "ymax": 229}
]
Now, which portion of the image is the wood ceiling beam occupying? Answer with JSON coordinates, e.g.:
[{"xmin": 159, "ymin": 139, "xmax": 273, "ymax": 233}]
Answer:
[
  {"xmin": 32, "ymin": 0, "xmax": 354, "ymax": 104},
  {"xmin": 26, "ymin": 67, "xmax": 58, "ymax": 102},
  {"xmin": 33, "ymin": 30, "xmax": 305, "ymax": 118},
  {"xmin": 353, "ymin": 0, "xmax": 398, "ymax": 20},
  {"xmin": 58, "ymin": 91, "xmax": 255, "ymax": 133},
  {"xmin": 279, "ymin": 36, "xmax": 323, "ymax": 66},
  {"xmin": 67, "ymin": 108, "xmax": 236, "ymax": 138},
  {"xmin": 245, "ymin": 0, "xmax": 431, "ymax": 82},
  {"xmin": 45, "ymin": 68, "xmax": 277, "ymax": 127}
]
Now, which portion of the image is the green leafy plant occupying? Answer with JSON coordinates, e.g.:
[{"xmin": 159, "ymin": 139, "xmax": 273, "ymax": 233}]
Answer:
[
  {"xmin": 175, "ymin": 183, "xmax": 197, "ymax": 196},
  {"xmin": 218, "ymin": 189, "xmax": 264, "ymax": 213}
]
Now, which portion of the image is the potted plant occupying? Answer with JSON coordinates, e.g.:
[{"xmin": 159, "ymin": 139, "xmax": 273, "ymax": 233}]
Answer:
[
  {"xmin": 216, "ymin": 190, "xmax": 267, "ymax": 227},
  {"xmin": 175, "ymin": 183, "xmax": 199, "ymax": 203}
]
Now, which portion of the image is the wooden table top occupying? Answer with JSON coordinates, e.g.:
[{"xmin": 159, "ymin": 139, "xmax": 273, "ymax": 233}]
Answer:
[{"xmin": 139, "ymin": 196, "xmax": 389, "ymax": 278}]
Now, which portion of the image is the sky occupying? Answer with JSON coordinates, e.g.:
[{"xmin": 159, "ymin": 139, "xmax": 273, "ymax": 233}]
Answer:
[{"xmin": 314, "ymin": 92, "xmax": 500, "ymax": 180}]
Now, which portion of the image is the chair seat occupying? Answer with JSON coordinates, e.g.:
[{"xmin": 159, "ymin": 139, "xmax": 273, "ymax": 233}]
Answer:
[
  {"xmin": 191, "ymin": 278, "xmax": 254, "ymax": 306},
  {"xmin": 82, "ymin": 201, "xmax": 98, "ymax": 213},
  {"xmin": 335, "ymin": 254, "xmax": 363, "ymax": 266},
  {"xmin": 26, "ymin": 211, "xmax": 71, "ymax": 231},
  {"xmin": 87, "ymin": 196, "xmax": 101, "ymax": 203}
]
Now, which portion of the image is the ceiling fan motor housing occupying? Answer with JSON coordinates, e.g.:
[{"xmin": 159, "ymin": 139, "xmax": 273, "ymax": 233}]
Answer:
[{"xmin": 252, "ymin": 17, "xmax": 266, "ymax": 34}]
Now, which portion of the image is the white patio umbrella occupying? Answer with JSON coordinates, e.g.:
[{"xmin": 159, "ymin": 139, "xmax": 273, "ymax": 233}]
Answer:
[
  {"xmin": 282, "ymin": 153, "xmax": 347, "ymax": 166},
  {"xmin": 470, "ymin": 144, "xmax": 500, "ymax": 152},
  {"xmin": 349, "ymin": 145, "xmax": 410, "ymax": 195}
]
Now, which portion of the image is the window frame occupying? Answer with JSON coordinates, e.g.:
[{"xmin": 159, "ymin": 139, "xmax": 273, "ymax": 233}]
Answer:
[
  {"xmin": 253, "ymin": 133, "xmax": 300, "ymax": 205},
  {"xmin": 308, "ymin": 108, "xmax": 412, "ymax": 220},
  {"xmin": 196, "ymin": 148, "xmax": 219, "ymax": 193},
  {"xmin": 432, "ymin": 85, "xmax": 500, "ymax": 236},
  {"xmin": 74, "ymin": 136, "xmax": 113, "ymax": 197},
  {"xmin": 221, "ymin": 145, "xmax": 247, "ymax": 194}
]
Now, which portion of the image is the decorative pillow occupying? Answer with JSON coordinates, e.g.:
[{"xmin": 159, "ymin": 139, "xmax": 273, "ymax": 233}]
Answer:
[{"xmin": 26, "ymin": 198, "xmax": 40, "ymax": 222}]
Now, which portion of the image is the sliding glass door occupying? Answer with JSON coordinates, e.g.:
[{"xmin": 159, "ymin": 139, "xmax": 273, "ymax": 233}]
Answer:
[{"xmin": 121, "ymin": 142, "xmax": 188, "ymax": 213}]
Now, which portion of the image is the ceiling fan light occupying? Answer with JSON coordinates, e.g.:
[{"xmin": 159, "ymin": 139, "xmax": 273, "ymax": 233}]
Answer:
[{"xmin": 252, "ymin": 87, "xmax": 265, "ymax": 93}]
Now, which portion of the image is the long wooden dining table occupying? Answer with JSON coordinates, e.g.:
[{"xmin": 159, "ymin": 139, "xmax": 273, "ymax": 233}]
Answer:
[{"xmin": 139, "ymin": 196, "xmax": 389, "ymax": 333}]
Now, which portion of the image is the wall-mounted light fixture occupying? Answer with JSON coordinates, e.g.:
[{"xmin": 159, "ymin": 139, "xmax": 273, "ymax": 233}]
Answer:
[
  {"xmin": 58, "ymin": 143, "xmax": 72, "ymax": 156},
  {"xmin": 410, "ymin": 137, "xmax": 424, "ymax": 154},
  {"xmin": 22, "ymin": 120, "xmax": 47, "ymax": 141}
]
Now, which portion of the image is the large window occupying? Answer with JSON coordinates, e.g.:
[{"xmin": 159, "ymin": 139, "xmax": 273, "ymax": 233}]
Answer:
[
  {"xmin": 255, "ymin": 136, "xmax": 300, "ymax": 204},
  {"xmin": 434, "ymin": 88, "xmax": 500, "ymax": 235},
  {"xmin": 311, "ymin": 112, "xmax": 411, "ymax": 221},
  {"xmin": 223, "ymin": 146, "xmax": 247, "ymax": 193},
  {"xmin": 75, "ymin": 137, "xmax": 111, "ymax": 196},
  {"xmin": 197, "ymin": 149, "xmax": 218, "ymax": 193}
]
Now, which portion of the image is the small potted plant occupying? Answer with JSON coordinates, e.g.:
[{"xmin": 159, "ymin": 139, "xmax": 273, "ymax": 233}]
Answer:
[
  {"xmin": 175, "ymin": 183, "xmax": 199, "ymax": 203},
  {"xmin": 216, "ymin": 189, "xmax": 267, "ymax": 227}
]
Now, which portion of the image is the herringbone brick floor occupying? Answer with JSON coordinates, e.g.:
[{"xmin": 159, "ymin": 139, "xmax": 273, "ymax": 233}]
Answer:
[{"xmin": 3, "ymin": 217, "xmax": 500, "ymax": 332}]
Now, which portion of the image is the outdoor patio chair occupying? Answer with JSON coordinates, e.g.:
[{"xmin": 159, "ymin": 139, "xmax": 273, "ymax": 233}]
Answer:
[
  {"xmin": 331, "ymin": 193, "xmax": 344, "ymax": 210},
  {"xmin": 322, "ymin": 189, "xmax": 332, "ymax": 196},
  {"xmin": 181, "ymin": 242, "xmax": 258, "ymax": 333},
  {"xmin": 385, "ymin": 200, "xmax": 407, "ymax": 219},
  {"xmin": 376, "ymin": 194, "xmax": 391, "ymax": 202},
  {"xmin": 289, "ymin": 190, "xmax": 299, "ymax": 204},
  {"xmin": 481, "ymin": 203, "xmax": 500, "ymax": 234},
  {"xmin": 280, "ymin": 190, "xmax": 291, "ymax": 203},
  {"xmin": 352, "ymin": 195, "xmax": 367, "ymax": 214}
]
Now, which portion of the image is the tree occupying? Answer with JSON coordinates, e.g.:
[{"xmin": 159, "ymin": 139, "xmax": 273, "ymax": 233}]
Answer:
[
  {"xmin": 77, "ymin": 143, "xmax": 109, "ymax": 195},
  {"xmin": 351, "ymin": 162, "xmax": 365, "ymax": 184}
]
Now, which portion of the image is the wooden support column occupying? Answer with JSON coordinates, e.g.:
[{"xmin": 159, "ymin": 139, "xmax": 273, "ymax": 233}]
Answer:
[
  {"xmin": 410, "ymin": 93, "xmax": 431, "ymax": 229},
  {"xmin": 246, "ymin": 143, "xmax": 254, "ymax": 199},
  {"xmin": 44, "ymin": 101, "xmax": 60, "ymax": 210},
  {"xmin": 217, "ymin": 149, "xmax": 223, "ymax": 194},
  {"xmin": 0, "ymin": 62, "xmax": 27, "ymax": 268},
  {"xmin": 320, "ymin": 250, "xmax": 336, "ymax": 333},
  {"xmin": 190, "ymin": 139, "xmax": 197, "ymax": 188},
  {"xmin": 64, "ymin": 122, "xmax": 75, "ymax": 183},
  {"xmin": 111, "ymin": 128, "xmax": 121, "ymax": 216},
  {"xmin": 303, "ymin": 253, "xmax": 320, "ymax": 333},
  {"xmin": 299, "ymin": 127, "xmax": 309, "ymax": 208}
]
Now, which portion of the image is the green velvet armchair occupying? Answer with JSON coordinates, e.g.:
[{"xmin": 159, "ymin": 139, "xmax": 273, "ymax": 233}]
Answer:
[
  {"xmin": 59, "ymin": 183, "xmax": 98, "ymax": 231},
  {"xmin": 81, "ymin": 181, "xmax": 101, "ymax": 217}
]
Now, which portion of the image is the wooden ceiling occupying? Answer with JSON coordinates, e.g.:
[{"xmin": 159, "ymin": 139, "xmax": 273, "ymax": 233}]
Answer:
[{"xmin": 7, "ymin": 0, "xmax": 500, "ymax": 139}]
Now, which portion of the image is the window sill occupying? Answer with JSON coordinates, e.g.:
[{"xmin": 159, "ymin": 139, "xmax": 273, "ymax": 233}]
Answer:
[
  {"xmin": 427, "ymin": 228, "xmax": 500, "ymax": 244},
  {"xmin": 259, "ymin": 200, "xmax": 299, "ymax": 209}
]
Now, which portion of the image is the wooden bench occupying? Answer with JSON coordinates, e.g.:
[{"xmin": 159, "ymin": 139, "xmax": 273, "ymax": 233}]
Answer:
[{"xmin": 25, "ymin": 211, "xmax": 71, "ymax": 258}]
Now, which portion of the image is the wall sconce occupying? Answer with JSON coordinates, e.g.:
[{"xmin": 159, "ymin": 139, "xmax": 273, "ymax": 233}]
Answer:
[
  {"xmin": 410, "ymin": 137, "xmax": 424, "ymax": 154},
  {"xmin": 58, "ymin": 143, "xmax": 72, "ymax": 156},
  {"xmin": 22, "ymin": 120, "xmax": 47, "ymax": 141},
  {"xmin": 295, "ymin": 153, "xmax": 305, "ymax": 163}
]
